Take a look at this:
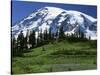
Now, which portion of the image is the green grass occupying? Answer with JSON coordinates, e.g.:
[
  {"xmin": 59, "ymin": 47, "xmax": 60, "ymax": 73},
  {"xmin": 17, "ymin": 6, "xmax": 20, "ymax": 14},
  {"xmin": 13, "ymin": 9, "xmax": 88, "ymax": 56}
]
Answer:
[{"xmin": 12, "ymin": 40, "xmax": 97, "ymax": 74}]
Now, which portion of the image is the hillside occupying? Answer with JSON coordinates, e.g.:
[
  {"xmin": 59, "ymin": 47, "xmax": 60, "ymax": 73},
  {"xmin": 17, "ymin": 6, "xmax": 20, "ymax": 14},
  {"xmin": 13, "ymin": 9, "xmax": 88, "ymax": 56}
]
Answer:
[{"xmin": 12, "ymin": 40, "xmax": 97, "ymax": 74}]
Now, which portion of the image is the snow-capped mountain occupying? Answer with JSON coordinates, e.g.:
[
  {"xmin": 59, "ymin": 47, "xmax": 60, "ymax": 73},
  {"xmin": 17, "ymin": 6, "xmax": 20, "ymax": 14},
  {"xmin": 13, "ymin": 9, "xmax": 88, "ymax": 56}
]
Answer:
[{"xmin": 12, "ymin": 6, "xmax": 97, "ymax": 40}]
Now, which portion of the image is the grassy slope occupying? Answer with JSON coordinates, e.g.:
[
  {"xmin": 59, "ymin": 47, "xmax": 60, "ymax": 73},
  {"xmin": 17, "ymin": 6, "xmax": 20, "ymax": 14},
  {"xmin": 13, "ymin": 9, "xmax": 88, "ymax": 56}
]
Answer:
[{"xmin": 12, "ymin": 40, "xmax": 97, "ymax": 74}]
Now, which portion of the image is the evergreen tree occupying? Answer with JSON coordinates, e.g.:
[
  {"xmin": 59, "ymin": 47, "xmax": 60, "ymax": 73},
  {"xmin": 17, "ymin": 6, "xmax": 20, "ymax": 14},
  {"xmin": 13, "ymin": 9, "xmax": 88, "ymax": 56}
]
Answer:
[
  {"xmin": 39, "ymin": 29, "xmax": 44, "ymax": 45},
  {"xmin": 29, "ymin": 30, "xmax": 36, "ymax": 48},
  {"xmin": 89, "ymin": 36, "xmax": 91, "ymax": 40},
  {"xmin": 39, "ymin": 29, "xmax": 43, "ymax": 42},
  {"xmin": 51, "ymin": 33, "xmax": 55, "ymax": 42},
  {"xmin": 43, "ymin": 28, "xmax": 48, "ymax": 41},
  {"xmin": 55, "ymin": 27, "xmax": 59, "ymax": 42},
  {"xmin": 17, "ymin": 31, "xmax": 24, "ymax": 51},
  {"xmin": 23, "ymin": 36, "xmax": 28, "ymax": 50},
  {"xmin": 80, "ymin": 32, "xmax": 85, "ymax": 39},
  {"xmin": 49, "ymin": 27, "xmax": 52, "ymax": 41},
  {"xmin": 14, "ymin": 31, "xmax": 25, "ymax": 56},
  {"xmin": 36, "ymin": 37, "xmax": 40, "ymax": 47},
  {"xmin": 59, "ymin": 26, "xmax": 65, "ymax": 40},
  {"xmin": 78, "ymin": 27, "xmax": 81, "ymax": 38}
]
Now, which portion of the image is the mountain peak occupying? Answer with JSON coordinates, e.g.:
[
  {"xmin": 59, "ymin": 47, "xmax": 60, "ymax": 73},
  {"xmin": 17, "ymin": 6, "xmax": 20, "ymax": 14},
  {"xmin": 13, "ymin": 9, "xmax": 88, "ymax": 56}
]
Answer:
[{"xmin": 12, "ymin": 6, "xmax": 97, "ymax": 40}]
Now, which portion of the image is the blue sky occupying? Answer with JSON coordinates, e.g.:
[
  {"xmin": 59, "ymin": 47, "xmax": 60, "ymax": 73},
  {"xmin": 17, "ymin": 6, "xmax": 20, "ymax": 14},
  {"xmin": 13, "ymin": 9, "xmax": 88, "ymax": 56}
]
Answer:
[{"xmin": 11, "ymin": 1, "xmax": 97, "ymax": 25}]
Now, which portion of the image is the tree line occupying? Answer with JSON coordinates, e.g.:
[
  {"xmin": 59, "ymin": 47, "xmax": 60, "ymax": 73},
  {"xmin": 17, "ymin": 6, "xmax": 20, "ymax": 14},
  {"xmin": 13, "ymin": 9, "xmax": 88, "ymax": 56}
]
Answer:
[{"xmin": 11, "ymin": 26, "xmax": 89, "ymax": 56}]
